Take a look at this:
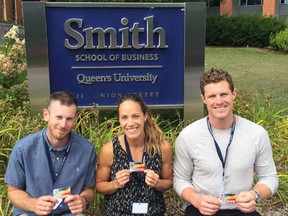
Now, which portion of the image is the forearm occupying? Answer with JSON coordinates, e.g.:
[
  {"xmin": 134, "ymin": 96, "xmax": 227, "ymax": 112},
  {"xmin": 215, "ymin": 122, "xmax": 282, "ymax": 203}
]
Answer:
[
  {"xmin": 181, "ymin": 187, "xmax": 201, "ymax": 208},
  {"xmin": 253, "ymin": 183, "xmax": 273, "ymax": 200},
  {"xmin": 8, "ymin": 189, "xmax": 37, "ymax": 212},
  {"xmin": 79, "ymin": 186, "xmax": 95, "ymax": 203},
  {"xmin": 96, "ymin": 180, "xmax": 118, "ymax": 195},
  {"xmin": 154, "ymin": 178, "xmax": 172, "ymax": 192}
]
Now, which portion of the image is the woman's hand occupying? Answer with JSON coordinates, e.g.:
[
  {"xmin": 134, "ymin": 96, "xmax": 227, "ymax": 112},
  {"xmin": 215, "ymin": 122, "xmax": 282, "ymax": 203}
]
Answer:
[
  {"xmin": 144, "ymin": 169, "xmax": 159, "ymax": 188},
  {"xmin": 113, "ymin": 169, "xmax": 131, "ymax": 189}
]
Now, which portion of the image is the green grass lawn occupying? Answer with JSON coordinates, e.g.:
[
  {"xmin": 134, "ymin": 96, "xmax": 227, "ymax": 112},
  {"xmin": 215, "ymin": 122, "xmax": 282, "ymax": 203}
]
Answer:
[{"xmin": 205, "ymin": 47, "xmax": 288, "ymax": 111}]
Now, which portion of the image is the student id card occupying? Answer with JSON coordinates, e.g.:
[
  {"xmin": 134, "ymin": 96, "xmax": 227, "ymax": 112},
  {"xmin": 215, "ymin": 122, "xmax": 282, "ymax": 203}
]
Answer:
[
  {"xmin": 219, "ymin": 193, "xmax": 237, "ymax": 204},
  {"xmin": 53, "ymin": 186, "xmax": 71, "ymax": 209},
  {"xmin": 130, "ymin": 161, "xmax": 145, "ymax": 172}
]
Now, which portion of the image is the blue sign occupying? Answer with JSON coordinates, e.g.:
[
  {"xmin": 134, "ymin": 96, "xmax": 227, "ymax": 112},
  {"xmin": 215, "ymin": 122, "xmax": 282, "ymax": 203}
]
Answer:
[{"xmin": 45, "ymin": 6, "xmax": 184, "ymax": 107}]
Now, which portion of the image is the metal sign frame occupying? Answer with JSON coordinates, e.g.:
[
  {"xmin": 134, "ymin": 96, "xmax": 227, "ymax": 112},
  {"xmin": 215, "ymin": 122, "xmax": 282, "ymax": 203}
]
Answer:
[{"xmin": 23, "ymin": 2, "xmax": 205, "ymax": 120}]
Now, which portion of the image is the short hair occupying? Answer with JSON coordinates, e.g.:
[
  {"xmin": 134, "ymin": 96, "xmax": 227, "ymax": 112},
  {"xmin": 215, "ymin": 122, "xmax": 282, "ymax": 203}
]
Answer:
[
  {"xmin": 200, "ymin": 68, "xmax": 234, "ymax": 95},
  {"xmin": 47, "ymin": 91, "xmax": 77, "ymax": 110}
]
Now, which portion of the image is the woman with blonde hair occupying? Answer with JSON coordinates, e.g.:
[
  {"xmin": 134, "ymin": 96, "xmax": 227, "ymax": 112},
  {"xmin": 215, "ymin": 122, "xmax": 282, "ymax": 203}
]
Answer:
[{"xmin": 96, "ymin": 93, "xmax": 172, "ymax": 215}]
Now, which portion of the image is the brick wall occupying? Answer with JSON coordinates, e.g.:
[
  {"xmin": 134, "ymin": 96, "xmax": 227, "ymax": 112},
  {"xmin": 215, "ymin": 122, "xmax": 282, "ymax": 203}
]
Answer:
[
  {"xmin": 220, "ymin": 0, "xmax": 233, "ymax": 16},
  {"xmin": 263, "ymin": 0, "xmax": 277, "ymax": 16},
  {"xmin": 0, "ymin": 0, "xmax": 35, "ymax": 25},
  {"xmin": 220, "ymin": 0, "xmax": 279, "ymax": 17},
  {"xmin": 6, "ymin": 0, "xmax": 14, "ymax": 23},
  {"xmin": 0, "ymin": 0, "xmax": 3, "ymax": 21},
  {"xmin": 0, "ymin": 0, "xmax": 283, "ymax": 26},
  {"xmin": 16, "ymin": 0, "xmax": 22, "ymax": 24}
]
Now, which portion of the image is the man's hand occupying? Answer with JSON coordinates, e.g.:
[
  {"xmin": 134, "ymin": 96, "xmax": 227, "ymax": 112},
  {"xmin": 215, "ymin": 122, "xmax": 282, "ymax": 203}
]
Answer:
[
  {"xmin": 33, "ymin": 195, "xmax": 58, "ymax": 215},
  {"xmin": 236, "ymin": 191, "xmax": 257, "ymax": 213},
  {"xmin": 195, "ymin": 195, "xmax": 222, "ymax": 216},
  {"xmin": 64, "ymin": 194, "xmax": 87, "ymax": 214}
]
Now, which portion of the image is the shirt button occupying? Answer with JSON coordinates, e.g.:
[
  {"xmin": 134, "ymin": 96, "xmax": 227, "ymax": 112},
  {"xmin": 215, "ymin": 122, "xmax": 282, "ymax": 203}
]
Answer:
[{"xmin": 56, "ymin": 157, "xmax": 59, "ymax": 160}]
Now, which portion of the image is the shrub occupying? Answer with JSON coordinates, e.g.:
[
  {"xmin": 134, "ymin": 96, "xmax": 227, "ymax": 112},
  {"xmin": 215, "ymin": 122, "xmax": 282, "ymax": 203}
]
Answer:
[
  {"xmin": 206, "ymin": 15, "xmax": 287, "ymax": 47},
  {"xmin": 1, "ymin": 89, "xmax": 287, "ymax": 215},
  {"xmin": 0, "ymin": 25, "xmax": 28, "ymax": 113},
  {"xmin": 269, "ymin": 28, "xmax": 288, "ymax": 53}
]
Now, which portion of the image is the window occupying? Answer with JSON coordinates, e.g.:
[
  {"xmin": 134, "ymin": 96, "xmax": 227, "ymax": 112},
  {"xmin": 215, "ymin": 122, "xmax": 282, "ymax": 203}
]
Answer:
[
  {"xmin": 207, "ymin": 0, "xmax": 220, "ymax": 7},
  {"xmin": 240, "ymin": 0, "xmax": 262, "ymax": 6}
]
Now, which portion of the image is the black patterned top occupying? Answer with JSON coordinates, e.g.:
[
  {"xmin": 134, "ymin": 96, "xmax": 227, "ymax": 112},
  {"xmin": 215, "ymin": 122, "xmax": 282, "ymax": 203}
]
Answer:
[{"xmin": 104, "ymin": 137, "xmax": 166, "ymax": 216}]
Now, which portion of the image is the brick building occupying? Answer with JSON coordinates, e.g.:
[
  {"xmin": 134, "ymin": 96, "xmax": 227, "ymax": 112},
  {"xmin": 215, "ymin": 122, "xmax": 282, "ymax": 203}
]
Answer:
[
  {"xmin": 0, "ymin": 0, "xmax": 23, "ymax": 25},
  {"xmin": 220, "ymin": 0, "xmax": 288, "ymax": 19},
  {"xmin": 0, "ymin": 0, "xmax": 50, "ymax": 25},
  {"xmin": 0, "ymin": 0, "xmax": 288, "ymax": 26}
]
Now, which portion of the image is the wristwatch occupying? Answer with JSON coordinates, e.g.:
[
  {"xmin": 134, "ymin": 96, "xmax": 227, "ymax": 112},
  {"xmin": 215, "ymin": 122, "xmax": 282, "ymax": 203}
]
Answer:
[{"xmin": 252, "ymin": 189, "xmax": 261, "ymax": 203}]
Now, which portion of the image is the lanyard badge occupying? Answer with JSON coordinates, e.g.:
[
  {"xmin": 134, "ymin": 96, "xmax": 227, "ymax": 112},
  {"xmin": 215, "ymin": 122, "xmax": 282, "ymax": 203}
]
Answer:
[
  {"xmin": 124, "ymin": 134, "xmax": 146, "ymax": 172},
  {"xmin": 130, "ymin": 161, "xmax": 145, "ymax": 172},
  {"xmin": 124, "ymin": 134, "xmax": 148, "ymax": 213},
  {"xmin": 53, "ymin": 186, "xmax": 71, "ymax": 209},
  {"xmin": 219, "ymin": 193, "xmax": 237, "ymax": 204},
  {"xmin": 132, "ymin": 203, "xmax": 148, "ymax": 214},
  {"xmin": 207, "ymin": 115, "xmax": 237, "ymax": 204}
]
